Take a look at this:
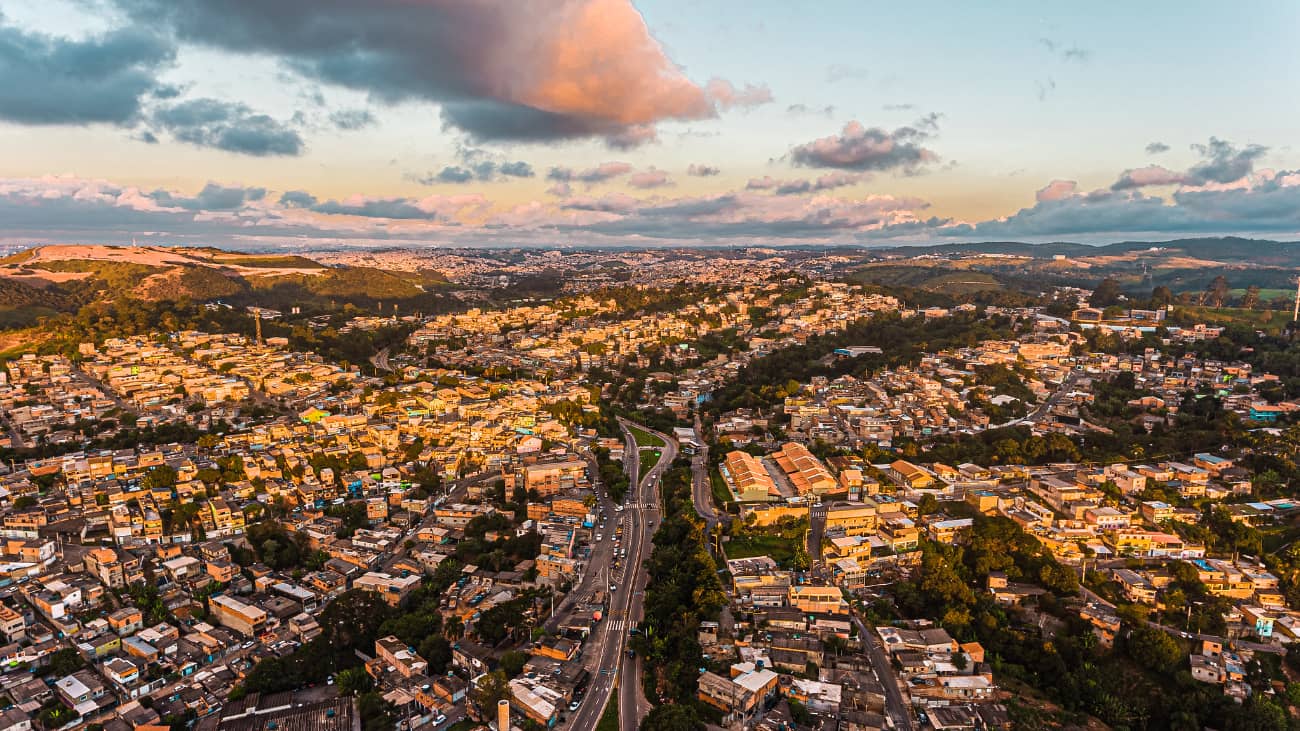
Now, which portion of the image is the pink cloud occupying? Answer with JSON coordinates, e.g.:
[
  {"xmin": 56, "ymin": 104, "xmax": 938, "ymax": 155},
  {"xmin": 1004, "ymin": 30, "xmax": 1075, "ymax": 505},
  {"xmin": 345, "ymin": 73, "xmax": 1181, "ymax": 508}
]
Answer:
[
  {"xmin": 1110, "ymin": 165, "xmax": 1188, "ymax": 190},
  {"xmin": 1036, "ymin": 179, "xmax": 1078, "ymax": 202},
  {"xmin": 628, "ymin": 167, "xmax": 673, "ymax": 189},
  {"xmin": 705, "ymin": 78, "xmax": 774, "ymax": 110}
]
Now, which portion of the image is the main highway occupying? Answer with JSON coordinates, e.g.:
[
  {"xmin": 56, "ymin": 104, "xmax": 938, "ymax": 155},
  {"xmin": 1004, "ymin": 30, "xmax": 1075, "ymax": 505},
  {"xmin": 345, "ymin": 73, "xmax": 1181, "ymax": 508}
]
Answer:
[{"xmin": 564, "ymin": 419, "xmax": 674, "ymax": 731}]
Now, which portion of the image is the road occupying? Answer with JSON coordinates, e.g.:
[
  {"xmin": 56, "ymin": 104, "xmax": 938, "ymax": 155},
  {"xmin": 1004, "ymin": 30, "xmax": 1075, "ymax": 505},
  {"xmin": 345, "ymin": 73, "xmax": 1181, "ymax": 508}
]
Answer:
[
  {"xmin": 997, "ymin": 370, "xmax": 1083, "ymax": 429},
  {"xmin": 371, "ymin": 347, "xmax": 393, "ymax": 372},
  {"xmin": 617, "ymin": 419, "xmax": 674, "ymax": 731},
  {"xmin": 688, "ymin": 414, "xmax": 720, "ymax": 534},
  {"xmin": 564, "ymin": 420, "xmax": 674, "ymax": 731},
  {"xmin": 851, "ymin": 616, "xmax": 914, "ymax": 731}
]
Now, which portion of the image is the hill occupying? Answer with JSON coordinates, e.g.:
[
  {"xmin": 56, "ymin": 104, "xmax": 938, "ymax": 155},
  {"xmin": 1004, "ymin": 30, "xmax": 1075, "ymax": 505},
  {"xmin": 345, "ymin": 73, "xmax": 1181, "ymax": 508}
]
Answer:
[{"xmin": 0, "ymin": 244, "xmax": 455, "ymax": 317}]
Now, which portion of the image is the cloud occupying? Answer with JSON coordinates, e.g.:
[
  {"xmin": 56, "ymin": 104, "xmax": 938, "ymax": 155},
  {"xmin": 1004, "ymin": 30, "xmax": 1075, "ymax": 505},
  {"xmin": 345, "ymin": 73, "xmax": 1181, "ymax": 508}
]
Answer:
[
  {"xmin": 0, "ymin": 20, "xmax": 174, "ymax": 125},
  {"xmin": 112, "ymin": 0, "xmax": 722, "ymax": 146},
  {"xmin": 1145, "ymin": 141, "xmax": 1170, "ymax": 154},
  {"xmin": 561, "ymin": 193, "xmax": 639, "ymax": 213},
  {"xmin": 411, "ymin": 148, "xmax": 536, "ymax": 185},
  {"xmin": 825, "ymin": 64, "xmax": 868, "ymax": 83},
  {"xmin": 151, "ymin": 98, "xmax": 304, "ymax": 156},
  {"xmin": 1110, "ymin": 165, "xmax": 1187, "ymax": 191},
  {"xmin": 1188, "ymin": 137, "xmax": 1267, "ymax": 185},
  {"xmin": 6, "ymin": 167, "xmax": 1300, "ymax": 249},
  {"xmin": 746, "ymin": 177, "xmax": 778, "ymax": 190},
  {"xmin": 1035, "ymin": 180, "xmax": 1078, "ymax": 202},
  {"xmin": 786, "ymin": 104, "xmax": 835, "ymax": 117},
  {"xmin": 628, "ymin": 167, "xmax": 673, "ymax": 189},
  {"xmin": 545, "ymin": 182, "xmax": 572, "ymax": 197},
  {"xmin": 434, "ymin": 166, "xmax": 475, "ymax": 184},
  {"xmin": 329, "ymin": 108, "xmax": 375, "ymax": 131},
  {"xmin": 309, "ymin": 196, "xmax": 435, "ymax": 220},
  {"xmin": 687, "ymin": 164, "xmax": 720, "ymax": 177},
  {"xmin": 498, "ymin": 161, "xmax": 535, "ymax": 178},
  {"xmin": 1107, "ymin": 138, "xmax": 1267, "ymax": 190},
  {"xmin": 705, "ymin": 78, "xmax": 773, "ymax": 109},
  {"xmin": 279, "ymin": 190, "xmax": 317, "ymax": 208},
  {"xmin": 546, "ymin": 162, "xmax": 632, "ymax": 185},
  {"xmin": 150, "ymin": 182, "xmax": 266, "ymax": 210},
  {"xmin": 1035, "ymin": 78, "xmax": 1056, "ymax": 102},
  {"xmin": 770, "ymin": 172, "xmax": 864, "ymax": 196},
  {"xmin": 882, "ymin": 103, "xmax": 915, "ymax": 112},
  {"xmin": 1039, "ymin": 38, "xmax": 1090, "ymax": 62},
  {"xmin": 566, "ymin": 189, "xmax": 929, "ymax": 240},
  {"xmin": 865, "ymin": 167, "xmax": 1300, "ymax": 242},
  {"xmin": 789, "ymin": 117, "xmax": 939, "ymax": 173}
]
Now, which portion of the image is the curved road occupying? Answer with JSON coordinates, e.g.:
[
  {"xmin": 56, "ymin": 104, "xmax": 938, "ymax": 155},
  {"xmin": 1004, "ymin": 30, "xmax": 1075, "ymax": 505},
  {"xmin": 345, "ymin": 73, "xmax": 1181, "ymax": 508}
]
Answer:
[{"xmin": 689, "ymin": 414, "xmax": 721, "ymax": 534}]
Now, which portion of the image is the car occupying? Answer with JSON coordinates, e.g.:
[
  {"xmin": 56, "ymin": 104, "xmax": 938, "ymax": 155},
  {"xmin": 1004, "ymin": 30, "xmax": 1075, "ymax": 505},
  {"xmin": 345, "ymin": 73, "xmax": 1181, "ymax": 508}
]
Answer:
[
  {"xmin": 241, "ymin": 641, "xmax": 254, "ymax": 650},
  {"xmin": 432, "ymin": 714, "xmax": 447, "ymax": 726},
  {"xmin": 610, "ymin": 583, "xmax": 617, "ymax": 592},
  {"xmin": 569, "ymin": 701, "xmax": 580, "ymax": 712},
  {"xmin": 595, "ymin": 533, "xmax": 602, "ymax": 541}
]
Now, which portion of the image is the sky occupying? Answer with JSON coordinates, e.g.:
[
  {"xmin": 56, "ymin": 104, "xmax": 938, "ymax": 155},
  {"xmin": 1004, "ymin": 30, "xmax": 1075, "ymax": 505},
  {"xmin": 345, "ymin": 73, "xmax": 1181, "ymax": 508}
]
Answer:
[{"xmin": 0, "ymin": 0, "xmax": 1297, "ymax": 249}]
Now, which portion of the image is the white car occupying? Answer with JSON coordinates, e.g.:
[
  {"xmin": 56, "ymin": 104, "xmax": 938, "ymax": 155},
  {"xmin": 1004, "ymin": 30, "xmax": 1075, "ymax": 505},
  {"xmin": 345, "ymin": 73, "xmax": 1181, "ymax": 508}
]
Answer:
[{"xmin": 433, "ymin": 714, "xmax": 447, "ymax": 726}]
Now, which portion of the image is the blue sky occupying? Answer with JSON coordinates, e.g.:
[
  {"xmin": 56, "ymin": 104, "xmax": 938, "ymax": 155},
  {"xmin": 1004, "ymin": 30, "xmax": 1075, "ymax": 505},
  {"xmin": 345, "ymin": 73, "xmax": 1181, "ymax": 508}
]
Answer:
[{"xmin": 0, "ymin": 0, "xmax": 1296, "ymax": 248}]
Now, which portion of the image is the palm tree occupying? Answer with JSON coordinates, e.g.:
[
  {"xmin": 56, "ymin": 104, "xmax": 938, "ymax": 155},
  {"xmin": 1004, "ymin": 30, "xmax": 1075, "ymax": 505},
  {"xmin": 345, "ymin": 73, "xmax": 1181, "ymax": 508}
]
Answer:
[{"xmin": 444, "ymin": 616, "xmax": 464, "ymax": 640}]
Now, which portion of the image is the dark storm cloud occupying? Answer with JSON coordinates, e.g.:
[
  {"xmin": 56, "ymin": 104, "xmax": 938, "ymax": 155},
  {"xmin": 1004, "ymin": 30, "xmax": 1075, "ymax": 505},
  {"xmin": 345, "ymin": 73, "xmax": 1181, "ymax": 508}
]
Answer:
[
  {"xmin": 151, "ymin": 98, "xmax": 304, "ymax": 156},
  {"xmin": 1145, "ymin": 141, "xmax": 1170, "ymax": 154},
  {"xmin": 0, "ymin": 20, "xmax": 174, "ymax": 125}
]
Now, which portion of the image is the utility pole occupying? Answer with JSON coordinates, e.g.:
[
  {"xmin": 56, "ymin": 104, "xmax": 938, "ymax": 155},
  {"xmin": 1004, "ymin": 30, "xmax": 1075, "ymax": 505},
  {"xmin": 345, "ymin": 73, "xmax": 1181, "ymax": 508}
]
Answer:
[{"xmin": 1293, "ymin": 275, "xmax": 1300, "ymax": 322}]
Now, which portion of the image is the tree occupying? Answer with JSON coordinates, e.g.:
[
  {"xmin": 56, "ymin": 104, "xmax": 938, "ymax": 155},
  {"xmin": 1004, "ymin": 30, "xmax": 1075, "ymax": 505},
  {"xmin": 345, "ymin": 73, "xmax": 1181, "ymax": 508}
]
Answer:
[
  {"xmin": 335, "ymin": 667, "xmax": 373, "ymax": 696},
  {"xmin": 1242, "ymin": 284, "xmax": 1262, "ymax": 310},
  {"xmin": 419, "ymin": 635, "xmax": 453, "ymax": 675},
  {"xmin": 500, "ymin": 650, "xmax": 528, "ymax": 678},
  {"xmin": 470, "ymin": 671, "xmax": 511, "ymax": 717},
  {"xmin": 1091, "ymin": 278, "xmax": 1123, "ymax": 307},
  {"xmin": 45, "ymin": 647, "xmax": 85, "ymax": 677},
  {"xmin": 1150, "ymin": 285, "xmax": 1174, "ymax": 308},
  {"xmin": 357, "ymin": 691, "xmax": 396, "ymax": 731},
  {"xmin": 640, "ymin": 704, "xmax": 705, "ymax": 731},
  {"xmin": 141, "ymin": 460, "xmax": 178, "ymax": 489},
  {"xmin": 788, "ymin": 698, "xmax": 813, "ymax": 726},
  {"xmin": 1125, "ymin": 625, "xmax": 1181, "ymax": 671},
  {"xmin": 1203, "ymin": 275, "xmax": 1230, "ymax": 307}
]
